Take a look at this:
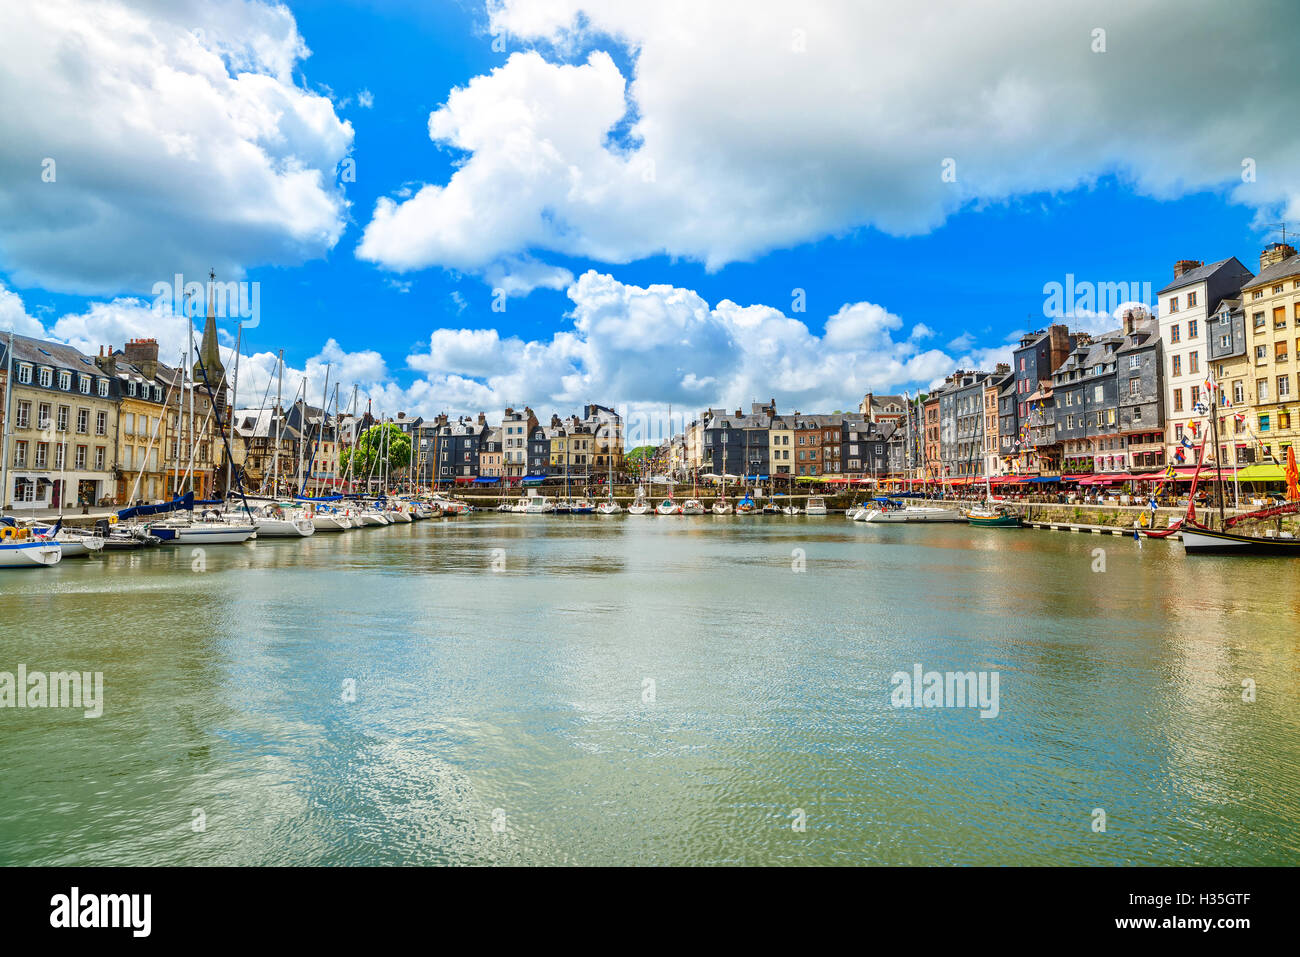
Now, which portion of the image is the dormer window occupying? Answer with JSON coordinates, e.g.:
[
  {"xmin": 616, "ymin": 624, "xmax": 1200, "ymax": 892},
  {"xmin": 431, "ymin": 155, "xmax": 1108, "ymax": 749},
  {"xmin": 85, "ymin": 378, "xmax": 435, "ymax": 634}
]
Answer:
[
  {"xmin": 58, "ymin": 371, "xmax": 71, "ymax": 390},
  {"xmin": 17, "ymin": 363, "xmax": 32, "ymax": 384},
  {"xmin": 79, "ymin": 374, "xmax": 90, "ymax": 394},
  {"xmin": 38, "ymin": 368, "xmax": 52, "ymax": 388},
  {"xmin": 97, "ymin": 378, "xmax": 108, "ymax": 397}
]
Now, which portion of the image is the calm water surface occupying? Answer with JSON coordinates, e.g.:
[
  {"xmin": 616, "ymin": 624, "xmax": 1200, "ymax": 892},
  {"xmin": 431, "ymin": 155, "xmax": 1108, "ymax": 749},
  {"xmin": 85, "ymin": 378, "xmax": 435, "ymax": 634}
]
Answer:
[{"xmin": 1, "ymin": 516, "xmax": 1298, "ymax": 865}]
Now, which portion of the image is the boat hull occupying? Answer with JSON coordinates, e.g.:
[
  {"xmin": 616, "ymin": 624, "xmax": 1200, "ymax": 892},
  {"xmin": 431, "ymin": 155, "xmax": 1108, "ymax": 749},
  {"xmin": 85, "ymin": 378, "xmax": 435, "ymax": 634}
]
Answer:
[
  {"xmin": 0, "ymin": 540, "xmax": 62, "ymax": 567},
  {"xmin": 967, "ymin": 515, "xmax": 1024, "ymax": 527},
  {"xmin": 255, "ymin": 518, "xmax": 316, "ymax": 537},
  {"xmin": 1180, "ymin": 525, "xmax": 1300, "ymax": 555},
  {"xmin": 855, "ymin": 507, "xmax": 965, "ymax": 523},
  {"xmin": 173, "ymin": 524, "xmax": 257, "ymax": 544}
]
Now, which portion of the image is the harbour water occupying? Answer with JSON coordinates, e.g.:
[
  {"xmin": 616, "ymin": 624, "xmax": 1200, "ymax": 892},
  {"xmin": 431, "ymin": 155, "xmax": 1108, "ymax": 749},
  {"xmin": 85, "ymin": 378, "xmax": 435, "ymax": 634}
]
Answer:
[{"xmin": 2, "ymin": 517, "xmax": 1298, "ymax": 865}]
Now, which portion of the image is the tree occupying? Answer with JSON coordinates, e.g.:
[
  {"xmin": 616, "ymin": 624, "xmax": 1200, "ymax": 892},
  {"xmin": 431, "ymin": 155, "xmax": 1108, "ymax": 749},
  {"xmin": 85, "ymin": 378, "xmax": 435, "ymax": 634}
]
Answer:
[{"xmin": 341, "ymin": 423, "xmax": 411, "ymax": 481}]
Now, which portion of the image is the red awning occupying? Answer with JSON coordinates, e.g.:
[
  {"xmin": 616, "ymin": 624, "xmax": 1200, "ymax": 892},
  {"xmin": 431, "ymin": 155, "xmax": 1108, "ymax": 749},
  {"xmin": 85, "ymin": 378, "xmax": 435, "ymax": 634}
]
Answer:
[{"xmin": 453, "ymin": 476, "xmax": 476, "ymax": 484}]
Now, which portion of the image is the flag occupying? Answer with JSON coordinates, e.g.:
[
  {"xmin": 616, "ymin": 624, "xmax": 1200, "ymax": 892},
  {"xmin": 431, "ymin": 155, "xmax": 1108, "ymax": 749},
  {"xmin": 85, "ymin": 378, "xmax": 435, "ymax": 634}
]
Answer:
[
  {"xmin": 1180, "ymin": 436, "xmax": 1194, "ymax": 448},
  {"xmin": 1175, "ymin": 447, "xmax": 1185, "ymax": 463},
  {"xmin": 1190, "ymin": 420, "xmax": 1199, "ymax": 437},
  {"xmin": 1204, "ymin": 376, "xmax": 1217, "ymax": 394},
  {"xmin": 1234, "ymin": 411, "xmax": 1246, "ymax": 424}
]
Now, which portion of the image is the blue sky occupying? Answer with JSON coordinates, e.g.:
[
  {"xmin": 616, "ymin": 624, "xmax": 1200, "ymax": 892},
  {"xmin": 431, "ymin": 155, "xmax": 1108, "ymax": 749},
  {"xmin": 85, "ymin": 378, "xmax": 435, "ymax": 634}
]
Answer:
[{"xmin": 1, "ymin": 0, "xmax": 1295, "ymax": 428}]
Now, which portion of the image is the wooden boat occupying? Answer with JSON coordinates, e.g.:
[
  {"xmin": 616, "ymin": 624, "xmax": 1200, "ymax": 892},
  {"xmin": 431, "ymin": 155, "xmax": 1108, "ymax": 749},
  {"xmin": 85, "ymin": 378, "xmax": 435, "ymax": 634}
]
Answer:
[
  {"xmin": 965, "ymin": 504, "xmax": 1023, "ymax": 528},
  {"xmin": 1176, "ymin": 404, "xmax": 1300, "ymax": 557}
]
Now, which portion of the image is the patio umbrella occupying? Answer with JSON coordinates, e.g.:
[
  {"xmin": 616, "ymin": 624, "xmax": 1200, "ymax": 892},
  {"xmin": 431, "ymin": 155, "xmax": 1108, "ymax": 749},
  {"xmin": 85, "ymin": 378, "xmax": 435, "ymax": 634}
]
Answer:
[{"xmin": 1287, "ymin": 446, "xmax": 1298, "ymax": 502}]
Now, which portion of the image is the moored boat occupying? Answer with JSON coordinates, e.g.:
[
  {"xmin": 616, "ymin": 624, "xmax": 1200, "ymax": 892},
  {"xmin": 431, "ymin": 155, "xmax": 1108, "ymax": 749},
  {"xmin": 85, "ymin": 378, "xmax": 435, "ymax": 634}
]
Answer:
[
  {"xmin": 0, "ymin": 520, "xmax": 61, "ymax": 568},
  {"xmin": 804, "ymin": 496, "xmax": 828, "ymax": 516}
]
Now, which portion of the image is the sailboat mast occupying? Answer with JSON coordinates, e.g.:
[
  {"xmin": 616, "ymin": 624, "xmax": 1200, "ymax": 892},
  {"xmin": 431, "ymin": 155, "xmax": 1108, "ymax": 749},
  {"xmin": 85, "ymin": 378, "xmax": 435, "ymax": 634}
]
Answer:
[
  {"xmin": 226, "ymin": 323, "xmax": 241, "ymax": 499},
  {"xmin": 1209, "ymin": 389, "xmax": 1226, "ymax": 529},
  {"xmin": 272, "ymin": 350, "xmax": 283, "ymax": 499}
]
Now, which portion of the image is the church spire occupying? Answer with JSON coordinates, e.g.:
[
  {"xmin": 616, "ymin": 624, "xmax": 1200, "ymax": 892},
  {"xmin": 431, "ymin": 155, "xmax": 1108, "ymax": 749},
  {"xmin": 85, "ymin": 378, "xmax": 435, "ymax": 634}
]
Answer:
[{"xmin": 195, "ymin": 268, "xmax": 227, "ymax": 419}]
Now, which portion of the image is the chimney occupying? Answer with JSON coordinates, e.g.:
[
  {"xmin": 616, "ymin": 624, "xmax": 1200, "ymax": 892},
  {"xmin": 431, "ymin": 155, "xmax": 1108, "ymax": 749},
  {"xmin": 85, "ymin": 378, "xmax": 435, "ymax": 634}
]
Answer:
[
  {"xmin": 94, "ymin": 348, "xmax": 117, "ymax": 377},
  {"xmin": 1173, "ymin": 259, "xmax": 1202, "ymax": 278},
  {"xmin": 477, "ymin": 411, "xmax": 487, "ymax": 426},
  {"xmin": 504, "ymin": 406, "xmax": 514, "ymax": 417},
  {"xmin": 1261, "ymin": 242, "xmax": 1297, "ymax": 271},
  {"xmin": 995, "ymin": 362, "xmax": 1010, "ymax": 375}
]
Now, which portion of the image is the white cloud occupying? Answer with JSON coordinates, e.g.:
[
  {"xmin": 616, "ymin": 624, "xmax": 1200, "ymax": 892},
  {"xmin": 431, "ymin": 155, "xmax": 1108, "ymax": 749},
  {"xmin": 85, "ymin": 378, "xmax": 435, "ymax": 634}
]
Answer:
[
  {"xmin": 0, "ymin": 0, "xmax": 353, "ymax": 295},
  {"xmin": 0, "ymin": 283, "xmax": 47, "ymax": 338},
  {"xmin": 359, "ymin": 0, "xmax": 1300, "ymax": 286},
  {"xmin": 398, "ymin": 270, "xmax": 961, "ymax": 419}
]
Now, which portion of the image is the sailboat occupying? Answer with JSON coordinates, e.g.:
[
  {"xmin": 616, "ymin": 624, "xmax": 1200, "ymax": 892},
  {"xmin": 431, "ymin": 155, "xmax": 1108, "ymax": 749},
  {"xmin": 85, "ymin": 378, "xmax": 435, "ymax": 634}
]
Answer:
[
  {"xmin": 1177, "ymin": 401, "xmax": 1300, "ymax": 555},
  {"xmin": 0, "ymin": 518, "xmax": 62, "ymax": 568},
  {"xmin": 965, "ymin": 466, "xmax": 1023, "ymax": 527},
  {"xmin": 596, "ymin": 450, "xmax": 622, "ymax": 513},
  {"xmin": 682, "ymin": 471, "xmax": 705, "ymax": 514}
]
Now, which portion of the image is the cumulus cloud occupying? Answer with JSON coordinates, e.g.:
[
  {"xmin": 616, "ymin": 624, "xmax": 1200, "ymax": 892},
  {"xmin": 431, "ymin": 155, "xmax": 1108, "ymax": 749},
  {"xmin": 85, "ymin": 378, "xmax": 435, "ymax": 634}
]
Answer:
[
  {"xmin": 358, "ymin": 0, "xmax": 1300, "ymax": 287},
  {"xmin": 399, "ymin": 270, "xmax": 960, "ymax": 419},
  {"xmin": 0, "ymin": 0, "xmax": 353, "ymax": 295}
]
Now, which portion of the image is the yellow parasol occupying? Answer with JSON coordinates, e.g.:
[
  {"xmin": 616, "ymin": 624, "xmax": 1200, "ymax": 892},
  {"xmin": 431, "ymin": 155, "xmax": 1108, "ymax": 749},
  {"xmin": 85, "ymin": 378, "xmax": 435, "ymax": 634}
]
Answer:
[{"xmin": 1287, "ymin": 445, "xmax": 1299, "ymax": 503}]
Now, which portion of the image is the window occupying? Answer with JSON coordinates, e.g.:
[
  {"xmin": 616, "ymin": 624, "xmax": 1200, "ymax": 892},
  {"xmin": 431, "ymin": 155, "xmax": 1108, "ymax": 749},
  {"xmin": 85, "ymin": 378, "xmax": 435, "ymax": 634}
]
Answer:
[
  {"xmin": 97, "ymin": 378, "xmax": 108, "ymax": 397},
  {"xmin": 34, "ymin": 443, "xmax": 47, "ymax": 468},
  {"xmin": 38, "ymin": 368, "xmax": 52, "ymax": 388},
  {"xmin": 1188, "ymin": 319, "xmax": 1198, "ymax": 337},
  {"xmin": 15, "ymin": 400, "xmax": 30, "ymax": 429},
  {"xmin": 1254, "ymin": 311, "xmax": 1266, "ymax": 329},
  {"xmin": 1273, "ymin": 284, "xmax": 1285, "ymax": 295},
  {"xmin": 1275, "ymin": 306, "xmax": 1287, "ymax": 328},
  {"xmin": 1279, "ymin": 376, "xmax": 1291, "ymax": 399},
  {"xmin": 96, "ymin": 411, "xmax": 107, "ymax": 435},
  {"xmin": 75, "ymin": 445, "xmax": 87, "ymax": 469},
  {"xmin": 1169, "ymin": 296, "xmax": 1180, "ymax": 313},
  {"xmin": 37, "ymin": 403, "xmax": 50, "ymax": 430},
  {"xmin": 1128, "ymin": 378, "xmax": 1140, "ymax": 396},
  {"xmin": 56, "ymin": 405, "xmax": 68, "ymax": 432},
  {"xmin": 127, "ymin": 381, "xmax": 137, "ymax": 397},
  {"xmin": 58, "ymin": 371, "xmax": 71, "ymax": 390},
  {"xmin": 1173, "ymin": 389, "xmax": 1183, "ymax": 412},
  {"xmin": 1276, "ymin": 340, "xmax": 1290, "ymax": 361},
  {"xmin": 1256, "ymin": 344, "xmax": 1268, "ymax": 362},
  {"xmin": 1170, "ymin": 325, "xmax": 1181, "ymax": 343},
  {"xmin": 1259, "ymin": 414, "xmax": 1270, "ymax": 432},
  {"xmin": 1171, "ymin": 355, "xmax": 1182, "ymax": 376},
  {"xmin": 1234, "ymin": 381, "xmax": 1244, "ymax": 404},
  {"xmin": 13, "ymin": 441, "xmax": 27, "ymax": 467},
  {"xmin": 78, "ymin": 375, "xmax": 90, "ymax": 394},
  {"xmin": 76, "ymin": 408, "xmax": 88, "ymax": 434},
  {"xmin": 94, "ymin": 446, "xmax": 105, "ymax": 470},
  {"xmin": 1191, "ymin": 386, "xmax": 1200, "ymax": 404},
  {"xmin": 1219, "ymin": 333, "xmax": 1231, "ymax": 350},
  {"xmin": 1258, "ymin": 378, "xmax": 1269, "ymax": 402},
  {"xmin": 54, "ymin": 444, "xmax": 64, "ymax": 469},
  {"xmin": 17, "ymin": 364, "xmax": 31, "ymax": 384},
  {"xmin": 1189, "ymin": 351, "xmax": 1199, "ymax": 374}
]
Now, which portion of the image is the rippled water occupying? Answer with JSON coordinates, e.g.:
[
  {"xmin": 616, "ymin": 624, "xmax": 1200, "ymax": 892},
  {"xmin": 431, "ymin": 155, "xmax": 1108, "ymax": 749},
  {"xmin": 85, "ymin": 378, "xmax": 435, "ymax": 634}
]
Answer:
[{"xmin": 2, "ymin": 516, "xmax": 1297, "ymax": 865}]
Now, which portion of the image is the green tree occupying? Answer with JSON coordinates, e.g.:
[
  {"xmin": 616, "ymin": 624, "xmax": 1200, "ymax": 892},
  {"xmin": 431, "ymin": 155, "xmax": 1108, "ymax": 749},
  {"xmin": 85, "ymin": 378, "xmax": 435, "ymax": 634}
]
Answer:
[{"xmin": 342, "ymin": 423, "xmax": 412, "ymax": 479}]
